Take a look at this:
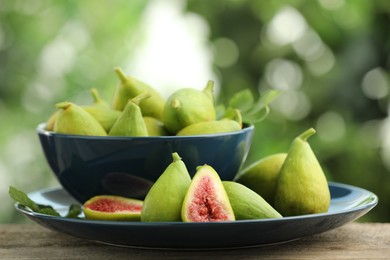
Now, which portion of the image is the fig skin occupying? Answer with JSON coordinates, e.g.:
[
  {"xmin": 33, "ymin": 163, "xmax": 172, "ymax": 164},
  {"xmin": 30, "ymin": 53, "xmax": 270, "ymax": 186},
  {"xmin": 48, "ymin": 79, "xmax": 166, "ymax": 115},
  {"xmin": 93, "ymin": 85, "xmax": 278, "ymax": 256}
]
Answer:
[
  {"xmin": 83, "ymin": 195, "xmax": 143, "ymax": 221},
  {"xmin": 83, "ymin": 88, "xmax": 121, "ymax": 132},
  {"xmin": 46, "ymin": 111, "xmax": 58, "ymax": 131},
  {"xmin": 181, "ymin": 164, "xmax": 235, "ymax": 222},
  {"xmin": 46, "ymin": 88, "xmax": 113, "ymax": 132},
  {"xmin": 223, "ymin": 181, "xmax": 282, "ymax": 220},
  {"xmin": 141, "ymin": 152, "xmax": 191, "ymax": 222},
  {"xmin": 108, "ymin": 92, "xmax": 150, "ymax": 137},
  {"xmin": 143, "ymin": 116, "xmax": 169, "ymax": 136},
  {"xmin": 54, "ymin": 101, "xmax": 107, "ymax": 136},
  {"xmin": 176, "ymin": 108, "xmax": 242, "ymax": 136},
  {"xmin": 274, "ymin": 128, "xmax": 331, "ymax": 216},
  {"xmin": 162, "ymin": 83, "xmax": 216, "ymax": 134},
  {"xmin": 234, "ymin": 153, "xmax": 287, "ymax": 205},
  {"xmin": 83, "ymin": 106, "xmax": 121, "ymax": 133},
  {"xmin": 111, "ymin": 67, "xmax": 165, "ymax": 120},
  {"xmin": 176, "ymin": 119, "xmax": 242, "ymax": 136}
]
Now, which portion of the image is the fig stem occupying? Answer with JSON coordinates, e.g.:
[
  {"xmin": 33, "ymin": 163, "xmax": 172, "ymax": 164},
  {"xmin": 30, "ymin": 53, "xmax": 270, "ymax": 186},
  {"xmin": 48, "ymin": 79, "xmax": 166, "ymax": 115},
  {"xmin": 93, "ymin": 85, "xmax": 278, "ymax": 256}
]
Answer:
[
  {"xmin": 114, "ymin": 67, "xmax": 127, "ymax": 84},
  {"xmin": 90, "ymin": 88, "xmax": 100, "ymax": 103},
  {"xmin": 172, "ymin": 152, "xmax": 181, "ymax": 162},
  {"xmin": 55, "ymin": 101, "xmax": 71, "ymax": 110},
  {"xmin": 203, "ymin": 80, "xmax": 214, "ymax": 100},
  {"xmin": 130, "ymin": 92, "xmax": 151, "ymax": 106},
  {"xmin": 298, "ymin": 128, "xmax": 316, "ymax": 141}
]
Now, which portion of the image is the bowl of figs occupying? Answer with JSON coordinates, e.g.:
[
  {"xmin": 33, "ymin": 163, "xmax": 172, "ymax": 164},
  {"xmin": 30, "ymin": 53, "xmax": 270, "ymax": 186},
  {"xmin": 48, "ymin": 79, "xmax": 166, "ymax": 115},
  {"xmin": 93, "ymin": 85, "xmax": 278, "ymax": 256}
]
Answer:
[{"xmin": 38, "ymin": 67, "xmax": 278, "ymax": 203}]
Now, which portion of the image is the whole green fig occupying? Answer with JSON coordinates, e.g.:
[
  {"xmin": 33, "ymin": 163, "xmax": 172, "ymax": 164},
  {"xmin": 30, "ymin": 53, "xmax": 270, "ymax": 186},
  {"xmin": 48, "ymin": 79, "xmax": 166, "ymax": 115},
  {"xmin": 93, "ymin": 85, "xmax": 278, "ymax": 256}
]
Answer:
[
  {"xmin": 111, "ymin": 67, "xmax": 165, "ymax": 120},
  {"xmin": 223, "ymin": 181, "xmax": 282, "ymax": 220},
  {"xmin": 274, "ymin": 128, "xmax": 330, "ymax": 216},
  {"xmin": 143, "ymin": 117, "xmax": 169, "ymax": 136},
  {"xmin": 234, "ymin": 153, "xmax": 287, "ymax": 205},
  {"xmin": 141, "ymin": 152, "xmax": 191, "ymax": 222},
  {"xmin": 54, "ymin": 101, "xmax": 107, "ymax": 136},
  {"xmin": 108, "ymin": 92, "xmax": 150, "ymax": 137},
  {"xmin": 162, "ymin": 81, "xmax": 216, "ymax": 134}
]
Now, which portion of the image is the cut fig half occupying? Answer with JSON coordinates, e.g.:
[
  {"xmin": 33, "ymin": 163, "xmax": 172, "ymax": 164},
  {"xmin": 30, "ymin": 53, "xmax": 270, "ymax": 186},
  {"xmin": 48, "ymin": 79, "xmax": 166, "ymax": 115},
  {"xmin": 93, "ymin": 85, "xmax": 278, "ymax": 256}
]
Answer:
[
  {"xmin": 181, "ymin": 165, "xmax": 235, "ymax": 222},
  {"xmin": 83, "ymin": 195, "xmax": 143, "ymax": 221}
]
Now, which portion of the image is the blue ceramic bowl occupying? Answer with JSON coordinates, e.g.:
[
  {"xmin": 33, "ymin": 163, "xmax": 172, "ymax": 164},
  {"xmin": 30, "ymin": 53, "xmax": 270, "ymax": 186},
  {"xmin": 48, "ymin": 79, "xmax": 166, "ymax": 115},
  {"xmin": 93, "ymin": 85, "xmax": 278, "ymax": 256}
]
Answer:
[{"xmin": 37, "ymin": 123, "xmax": 254, "ymax": 203}]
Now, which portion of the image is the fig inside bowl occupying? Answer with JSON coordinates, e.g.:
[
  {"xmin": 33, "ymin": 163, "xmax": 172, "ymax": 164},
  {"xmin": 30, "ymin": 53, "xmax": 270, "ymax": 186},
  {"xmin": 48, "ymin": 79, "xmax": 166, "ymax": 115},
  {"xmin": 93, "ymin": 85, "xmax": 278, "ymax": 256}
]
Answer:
[{"xmin": 37, "ymin": 123, "xmax": 254, "ymax": 203}]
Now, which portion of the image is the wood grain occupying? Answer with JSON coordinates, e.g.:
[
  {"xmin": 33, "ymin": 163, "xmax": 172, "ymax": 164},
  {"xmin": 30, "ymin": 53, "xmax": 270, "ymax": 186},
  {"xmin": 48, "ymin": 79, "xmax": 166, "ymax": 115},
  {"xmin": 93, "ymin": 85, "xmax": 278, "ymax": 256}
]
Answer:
[{"xmin": 0, "ymin": 222, "xmax": 389, "ymax": 259}]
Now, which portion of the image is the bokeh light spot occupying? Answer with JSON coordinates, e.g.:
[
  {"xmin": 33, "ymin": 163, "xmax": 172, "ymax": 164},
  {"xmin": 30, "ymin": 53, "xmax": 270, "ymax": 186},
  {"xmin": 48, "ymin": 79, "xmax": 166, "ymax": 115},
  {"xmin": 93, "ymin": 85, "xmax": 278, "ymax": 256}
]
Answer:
[
  {"xmin": 306, "ymin": 46, "xmax": 335, "ymax": 76},
  {"xmin": 293, "ymin": 30, "xmax": 325, "ymax": 61},
  {"xmin": 265, "ymin": 58, "xmax": 303, "ymax": 90},
  {"xmin": 272, "ymin": 90, "xmax": 311, "ymax": 121},
  {"xmin": 266, "ymin": 6, "xmax": 307, "ymax": 46},
  {"xmin": 213, "ymin": 37, "xmax": 239, "ymax": 68},
  {"xmin": 316, "ymin": 111, "xmax": 346, "ymax": 142},
  {"xmin": 362, "ymin": 67, "xmax": 389, "ymax": 100}
]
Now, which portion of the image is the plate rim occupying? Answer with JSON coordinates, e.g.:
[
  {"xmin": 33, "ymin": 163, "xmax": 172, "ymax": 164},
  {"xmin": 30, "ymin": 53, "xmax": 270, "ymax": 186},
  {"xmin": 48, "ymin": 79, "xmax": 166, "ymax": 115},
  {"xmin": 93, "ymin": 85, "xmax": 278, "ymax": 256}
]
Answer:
[{"xmin": 15, "ymin": 181, "xmax": 378, "ymax": 227}]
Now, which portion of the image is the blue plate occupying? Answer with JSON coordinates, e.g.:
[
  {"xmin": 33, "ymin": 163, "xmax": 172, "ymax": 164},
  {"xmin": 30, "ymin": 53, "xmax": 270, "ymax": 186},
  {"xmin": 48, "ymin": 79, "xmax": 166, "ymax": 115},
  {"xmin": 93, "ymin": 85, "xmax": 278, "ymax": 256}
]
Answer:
[{"xmin": 15, "ymin": 182, "xmax": 377, "ymax": 249}]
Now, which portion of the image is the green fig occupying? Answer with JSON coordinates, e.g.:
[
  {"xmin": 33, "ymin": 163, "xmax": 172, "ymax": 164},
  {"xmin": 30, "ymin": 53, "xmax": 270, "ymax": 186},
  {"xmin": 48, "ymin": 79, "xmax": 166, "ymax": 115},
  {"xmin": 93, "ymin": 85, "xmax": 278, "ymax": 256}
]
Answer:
[
  {"xmin": 181, "ymin": 165, "xmax": 235, "ymax": 222},
  {"xmin": 111, "ymin": 67, "xmax": 165, "ymax": 120},
  {"xmin": 108, "ymin": 92, "xmax": 150, "ymax": 137},
  {"xmin": 274, "ymin": 128, "xmax": 331, "ymax": 216},
  {"xmin": 54, "ymin": 101, "xmax": 107, "ymax": 136},
  {"xmin": 46, "ymin": 110, "xmax": 58, "ymax": 131},
  {"xmin": 234, "ymin": 153, "xmax": 287, "ymax": 205},
  {"xmin": 83, "ymin": 106, "xmax": 121, "ymax": 133},
  {"xmin": 141, "ymin": 152, "xmax": 192, "ymax": 222},
  {"xmin": 143, "ymin": 116, "xmax": 169, "ymax": 136},
  {"xmin": 176, "ymin": 108, "xmax": 242, "ymax": 136},
  {"xmin": 82, "ymin": 88, "xmax": 120, "ymax": 132},
  {"xmin": 223, "ymin": 181, "xmax": 282, "ymax": 220},
  {"xmin": 176, "ymin": 119, "xmax": 242, "ymax": 136},
  {"xmin": 46, "ymin": 88, "xmax": 111, "ymax": 132},
  {"xmin": 83, "ymin": 195, "xmax": 143, "ymax": 221},
  {"xmin": 162, "ymin": 81, "xmax": 217, "ymax": 134},
  {"xmin": 89, "ymin": 87, "xmax": 110, "ymax": 108}
]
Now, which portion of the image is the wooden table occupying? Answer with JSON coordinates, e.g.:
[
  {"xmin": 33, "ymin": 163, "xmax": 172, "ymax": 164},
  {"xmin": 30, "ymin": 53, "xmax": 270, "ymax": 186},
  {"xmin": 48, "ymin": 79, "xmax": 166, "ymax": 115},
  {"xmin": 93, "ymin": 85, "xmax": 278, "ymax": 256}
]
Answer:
[{"xmin": 0, "ymin": 222, "xmax": 389, "ymax": 259}]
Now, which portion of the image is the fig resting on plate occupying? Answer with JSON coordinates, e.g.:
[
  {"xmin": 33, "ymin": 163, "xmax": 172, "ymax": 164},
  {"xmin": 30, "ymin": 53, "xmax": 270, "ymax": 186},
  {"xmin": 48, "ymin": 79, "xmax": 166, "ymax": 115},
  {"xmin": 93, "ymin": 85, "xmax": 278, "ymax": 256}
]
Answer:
[
  {"xmin": 274, "ymin": 128, "xmax": 330, "ymax": 216},
  {"xmin": 141, "ymin": 152, "xmax": 191, "ymax": 222},
  {"xmin": 234, "ymin": 153, "xmax": 287, "ymax": 205},
  {"xmin": 223, "ymin": 181, "xmax": 282, "ymax": 220},
  {"xmin": 181, "ymin": 164, "xmax": 235, "ymax": 222},
  {"xmin": 83, "ymin": 195, "xmax": 143, "ymax": 221}
]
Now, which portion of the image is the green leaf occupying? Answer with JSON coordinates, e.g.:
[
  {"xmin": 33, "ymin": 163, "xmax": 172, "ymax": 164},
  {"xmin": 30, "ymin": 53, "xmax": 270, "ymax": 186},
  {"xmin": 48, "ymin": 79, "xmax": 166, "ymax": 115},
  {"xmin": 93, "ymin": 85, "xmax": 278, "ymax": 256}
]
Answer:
[
  {"xmin": 37, "ymin": 206, "xmax": 61, "ymax": 216},
  {"xmin": 250, "ymin": 89, "xmax": 283, "ymax": 114},
  {"xmin": 215, "ymin": 104, "xmax": 226, "ymax": 120},
  {"xmin": 228, "ymin": 89, "xmax": 254, "ymax": 113},
  {"xmin": 9, "ymin": 186, "xmax": 60, "ymax": 217},
  {"xmin": 243, "ymin": 106, "xmax": 270, "ymax": 124},
  {"xmin": 9, "ymin": 186, "xmax": 41, "ymax": 212},
  {"xmin": 223, "ymin": 108, "xmax": 243, "ymax": 126}
]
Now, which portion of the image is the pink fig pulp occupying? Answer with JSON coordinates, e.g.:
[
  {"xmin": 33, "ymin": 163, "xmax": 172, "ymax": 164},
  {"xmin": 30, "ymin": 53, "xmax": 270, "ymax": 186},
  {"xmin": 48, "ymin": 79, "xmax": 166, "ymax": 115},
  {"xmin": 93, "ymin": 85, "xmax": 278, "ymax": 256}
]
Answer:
[
  {"xmin": 182, "ymin": 165, "xmax": 235, "ymax": 222},
  {"xmin": 83, "ymin": 195, "xmax": 143, "ymax": 221}
]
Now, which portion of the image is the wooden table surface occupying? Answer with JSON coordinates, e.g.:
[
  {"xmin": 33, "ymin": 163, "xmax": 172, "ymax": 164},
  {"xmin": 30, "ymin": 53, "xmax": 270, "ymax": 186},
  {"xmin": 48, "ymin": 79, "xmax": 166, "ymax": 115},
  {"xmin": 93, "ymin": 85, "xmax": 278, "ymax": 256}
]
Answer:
[{"xmin": 0, "ymin": 222, "xmax": 389, "ymax": 259}]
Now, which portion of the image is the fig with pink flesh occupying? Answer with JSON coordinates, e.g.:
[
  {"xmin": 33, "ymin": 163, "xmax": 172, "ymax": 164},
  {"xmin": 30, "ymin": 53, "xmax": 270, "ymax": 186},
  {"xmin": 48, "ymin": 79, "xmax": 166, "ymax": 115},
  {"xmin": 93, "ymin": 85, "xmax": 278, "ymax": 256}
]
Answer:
[
  {"xmin": 83, "ymin": 195, "xmax": 143, "ymax": 221},
  {"xmin": 181, "ymin": 165, "xmax": 235, "ymax": 222}
]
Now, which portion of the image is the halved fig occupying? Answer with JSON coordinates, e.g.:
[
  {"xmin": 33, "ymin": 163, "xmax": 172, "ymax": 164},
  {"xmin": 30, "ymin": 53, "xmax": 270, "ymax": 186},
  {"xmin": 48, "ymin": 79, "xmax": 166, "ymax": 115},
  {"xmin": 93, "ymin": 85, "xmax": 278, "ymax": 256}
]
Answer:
[
  {"xmin": 83, "ymin": 195, "xmax": 143, "ymax": 221},
  {"xmin": 181, "ymin": 165, "xmax": 235, "ymax": 222}
]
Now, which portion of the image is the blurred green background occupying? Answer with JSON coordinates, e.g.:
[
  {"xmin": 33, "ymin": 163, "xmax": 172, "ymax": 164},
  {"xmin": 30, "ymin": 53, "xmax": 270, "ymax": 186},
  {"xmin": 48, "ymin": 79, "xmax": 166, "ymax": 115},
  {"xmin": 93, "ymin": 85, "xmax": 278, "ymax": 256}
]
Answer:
[{"xmin": 1, "ymin": 0, "xmax": 389, "ymax": 223}]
